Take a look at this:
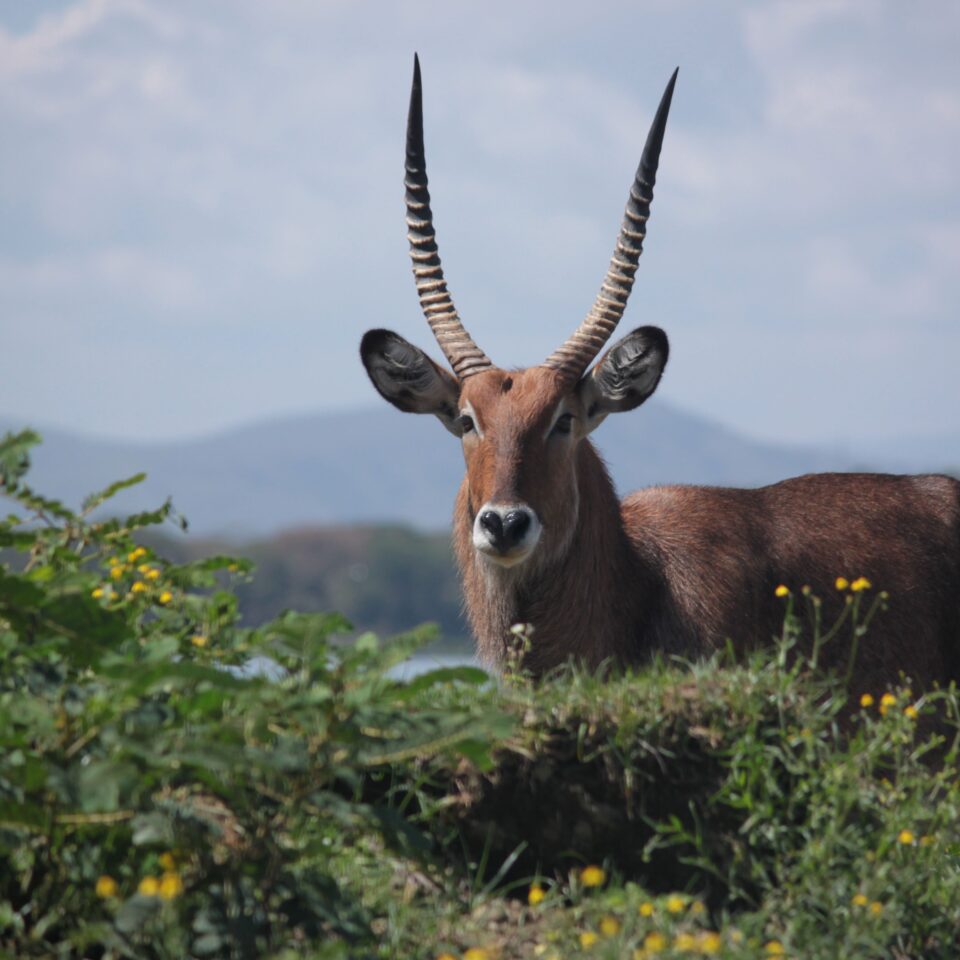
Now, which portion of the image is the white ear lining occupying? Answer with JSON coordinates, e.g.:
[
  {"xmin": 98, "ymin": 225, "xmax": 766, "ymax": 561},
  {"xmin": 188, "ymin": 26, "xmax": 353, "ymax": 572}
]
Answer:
[
  {"xmin": 576, "ymin": 330, "xmax": 667, "ymax": 427},
  {"xmin": 362, "ymin": 333, "xmax": 463, "ymax": 435}
]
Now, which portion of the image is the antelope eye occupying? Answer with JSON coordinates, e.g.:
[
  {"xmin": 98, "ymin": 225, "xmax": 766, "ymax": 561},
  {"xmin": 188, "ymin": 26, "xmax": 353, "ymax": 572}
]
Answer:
[
  {"xmin": 458, "ymin": 414, "xmax": 475, "ymax": 434},
  {"xmin": 551, "ymin": 413, "xmax": 574, "ymax": 436}
]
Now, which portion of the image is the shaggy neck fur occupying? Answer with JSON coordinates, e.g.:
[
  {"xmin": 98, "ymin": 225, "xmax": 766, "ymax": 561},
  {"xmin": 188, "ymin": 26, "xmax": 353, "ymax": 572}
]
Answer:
[{"xmin": 453, "ymin": 440, "xmax": 655, "ymax": 674}]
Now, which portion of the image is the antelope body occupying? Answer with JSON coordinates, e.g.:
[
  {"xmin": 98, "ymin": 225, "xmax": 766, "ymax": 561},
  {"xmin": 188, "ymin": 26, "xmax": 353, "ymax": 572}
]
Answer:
[{"xmin": 361, "ymin": 58, "xmax": 960, "ymax": 689}]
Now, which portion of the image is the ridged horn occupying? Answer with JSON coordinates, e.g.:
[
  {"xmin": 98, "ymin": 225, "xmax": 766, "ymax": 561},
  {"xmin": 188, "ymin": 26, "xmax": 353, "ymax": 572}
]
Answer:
[
  {"xmin": 543, "ymin": 68, "xmax": 678, "ymax": 383},
  {"xmin": 405, "ymin": 54, "xmax": 492, "ymax": 379}
]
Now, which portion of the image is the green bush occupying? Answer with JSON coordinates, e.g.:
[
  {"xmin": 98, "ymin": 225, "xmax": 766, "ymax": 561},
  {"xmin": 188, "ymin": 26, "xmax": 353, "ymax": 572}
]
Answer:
[
  {"xmin": 0, "ymin": 430, "xmax": 508, "ymax": 959},
  {"xmin": 2, "ymin": 429, "xmax": 959, "ymax": 959}
]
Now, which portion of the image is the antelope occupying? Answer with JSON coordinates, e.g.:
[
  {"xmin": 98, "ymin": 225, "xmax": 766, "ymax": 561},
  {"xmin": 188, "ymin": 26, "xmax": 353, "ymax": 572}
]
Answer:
[{"xmin": 360, "ymin": 56, "xmax": 960, "ymax": 689}]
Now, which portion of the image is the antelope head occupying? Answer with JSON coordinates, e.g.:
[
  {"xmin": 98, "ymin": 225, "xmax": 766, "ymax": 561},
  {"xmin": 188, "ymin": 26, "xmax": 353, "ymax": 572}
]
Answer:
[{"xmin": 361, "ymin": 56, "xmax": 676, "ymax": 572}]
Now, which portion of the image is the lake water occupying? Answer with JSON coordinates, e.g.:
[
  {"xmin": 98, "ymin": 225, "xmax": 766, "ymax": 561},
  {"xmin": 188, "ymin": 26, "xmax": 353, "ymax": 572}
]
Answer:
[
  {"xmin": 388, "ymin": 651, "xmax": 481, "ymax": 680},
  {"xmin": 242, "ymin": 651, "xmax": 481, "ymax": 682}
]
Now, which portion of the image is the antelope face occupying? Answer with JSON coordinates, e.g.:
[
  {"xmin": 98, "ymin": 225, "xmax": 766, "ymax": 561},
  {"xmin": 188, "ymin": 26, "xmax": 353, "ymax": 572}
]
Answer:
[
  {"xmin": 360, "ymin": 55, "xmax": 675, "ymax": 568},
  {"xmin": 360, "ymin": 326, "xmax": 669, "ymax": 570},
  {"xmin": 458, "ymin": 366, "xmax": 572, "ymax": 568}
]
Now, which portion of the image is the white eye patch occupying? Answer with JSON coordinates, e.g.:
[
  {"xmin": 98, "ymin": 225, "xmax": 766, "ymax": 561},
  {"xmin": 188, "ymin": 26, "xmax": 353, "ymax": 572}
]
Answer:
[
  {"xmin": 543, "ymin": 404, "xmax": 574, "ymax": 440},
  {"xmin": 459, "ymin": 400, "xmax": 484, "ymax": 438}
]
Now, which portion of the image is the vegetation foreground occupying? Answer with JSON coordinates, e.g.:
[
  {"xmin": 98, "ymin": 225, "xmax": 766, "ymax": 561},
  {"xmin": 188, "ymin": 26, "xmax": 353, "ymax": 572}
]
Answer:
[{"xmin": 1, "ymin": 429, "xmax": 959, "ymax": 959}]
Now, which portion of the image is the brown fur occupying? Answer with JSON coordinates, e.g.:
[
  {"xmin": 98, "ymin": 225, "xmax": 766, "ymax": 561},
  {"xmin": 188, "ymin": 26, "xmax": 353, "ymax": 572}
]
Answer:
[{"xmin": 448, "ymin": 368, "xmax": 960, "ymax": 693}]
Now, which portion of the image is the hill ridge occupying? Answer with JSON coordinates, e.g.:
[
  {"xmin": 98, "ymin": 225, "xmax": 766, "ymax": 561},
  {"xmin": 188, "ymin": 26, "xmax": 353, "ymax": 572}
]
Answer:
[{"xmin": 2, "ymin": 402, "xmax": 953, "ymax": 537}]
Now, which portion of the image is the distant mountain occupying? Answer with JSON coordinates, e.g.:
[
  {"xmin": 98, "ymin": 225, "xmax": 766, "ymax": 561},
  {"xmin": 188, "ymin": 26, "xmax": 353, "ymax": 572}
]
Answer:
[{"xmin": 2, "ymin": 403, "xmax": 956, "ymax": 537}]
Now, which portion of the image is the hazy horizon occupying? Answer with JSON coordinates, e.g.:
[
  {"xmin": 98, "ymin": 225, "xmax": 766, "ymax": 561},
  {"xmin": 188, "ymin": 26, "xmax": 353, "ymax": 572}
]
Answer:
[{"xmin": 4, "ymin": 395, "xmax": 958, "ymax": 459}]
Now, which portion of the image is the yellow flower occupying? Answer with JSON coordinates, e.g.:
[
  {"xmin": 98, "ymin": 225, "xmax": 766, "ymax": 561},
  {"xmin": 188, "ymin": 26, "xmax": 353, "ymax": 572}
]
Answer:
[
  {"xmin": 904, "ymin": 705, "xmax": 918, "ymax": 720},
  {"xmin": 599, "ymin": 915, "xmax": 620, "ymax": 937},
  {"xmin": 159, "ymin": 871, "xmax": 183, "ymax": 900},
  {"xmin": 110, "ymin": 566, "xmax": 126, "ymax": 580},
  {"xmin": 91, "ymin": 587, "xmax": 105, "ymax": 599},
  {"xmin": 898, "ymin": 829, "xmax": 915, "ymax": 845},
  {"xmin": 698, "ymin": 932, "xmax": 722, "ymax": 954},
  {"xmin": 835, "ymin": 577, "xmax": 849, "ymax": 590},
  {"xmin": 191, "ymin": 634, "xmax": 209, "ymax": 647},
  {"xmin": 580, "ymin": 865, "xmax": 606, "ymax": 888},
  {"xmin": 158, "ymin": 852, "xmax": 176, "ymax": 871},
  {"xmin": 130, "ymin": 581, "xmax": 147, "ymax": 594},
  {"xmin": 879, "ymin": 692, "xmax": 897, "ymax": 716},
  {"xmin": 464, "ymin": 950, "xmax": 490, "ymax": 960},
  {"xmin": 765, "ymin": 942, "xmax": 785, "ymax": 956},
  {"xmin": 95, "ymin": 875, "xmax": 118, "ymax": 898},
  {"xmin": 579, "ymin": 931, "xmax": 599, "ymax": 949},
  {"xmin": 774, "ymin": 584, "xmax": 789, "ymax": 598},
  {"xmin": 138, "ymin": 876, "xmax": 160, "ymax": 897},
  {"xmin": 158, "ymin": 590, "xmax": 173, "ymax": 604},
  {"xmin": 528, "ymin": 883, "xmax": 545, "ymax": 906},
  {"xmin": 674, "ymin": 932, "xmax": 696, "ymax": 951},
  {"xmin": 869, "ymin": 901, "xmax": 883, "ymax": 916},
  {"xmin": 108, "ymin": 555, "xmax": 123, "ymax": 567},
  {"xmin": 145, "ymin": 568, "xmax": 161, "ymax": 581},
  {"xmin": 128, "ymin": 547, "xmax": 147, "ymax": 562},
  {"xmin": 850, "ymin": 576, "xmax": 872, "ymax": 592},
  {"xmin": 436, "ymin": 954, "xmax": 458, "ymax": 960},
  {"xmin": 665, "ymin": 894, "xmax": 686, "ymax": 914},
  {"xmin": 920, "ymin": 834, "xmax": 935, "ymax": 847},
  {"xmin": 639, "ymin": 901, "xmax": 655, "ymax": 917},
  {"xmin": 851, "ymin": 893, "xmax": 868, "ymax": 907},
  {"xmin": 690, "ymin": 899, "xmax": 705, "ymax": 916},
  {"xmin": 859, "ymin": 693, "xmax": 874, "ymax": 708},
  {"xmin": 643, "ymin": 931, "xmax": 667, "ymax": 953}
]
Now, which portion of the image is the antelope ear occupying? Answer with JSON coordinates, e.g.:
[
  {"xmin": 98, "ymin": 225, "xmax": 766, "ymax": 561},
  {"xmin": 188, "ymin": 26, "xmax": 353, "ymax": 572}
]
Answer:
[
  {"xmin": 360, "ymin": 329, "xmax": 463, "ymax": 436},
  {"xmin": 576, "ymin": 326, "xmax": 668, "ymax": 434}
]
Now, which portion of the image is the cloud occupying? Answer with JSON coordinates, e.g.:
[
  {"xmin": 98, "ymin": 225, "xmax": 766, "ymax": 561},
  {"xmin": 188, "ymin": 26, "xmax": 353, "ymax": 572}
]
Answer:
[
  {"xmin": 0, "ymin": 0, "xmax": 181, "ymax": 93},
  {"xmin": 0, "ymin": 247, "xmax": 201, "ymax": 313}
]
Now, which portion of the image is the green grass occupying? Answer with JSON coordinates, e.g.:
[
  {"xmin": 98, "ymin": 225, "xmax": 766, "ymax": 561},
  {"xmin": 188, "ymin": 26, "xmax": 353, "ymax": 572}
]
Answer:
[
  {"xmin": 2, "ymin": 429, "xmax": 959, "ymax": 959},
  {"xmin": 331, "ymin": 654, "xmax": 960, "ymax": 959}
]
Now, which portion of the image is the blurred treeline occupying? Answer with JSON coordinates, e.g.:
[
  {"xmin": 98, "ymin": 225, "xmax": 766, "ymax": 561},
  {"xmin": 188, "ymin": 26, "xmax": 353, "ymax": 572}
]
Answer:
[{"xmin": 147, "ymin": 525, "xmax": 469, "ymax": 648}]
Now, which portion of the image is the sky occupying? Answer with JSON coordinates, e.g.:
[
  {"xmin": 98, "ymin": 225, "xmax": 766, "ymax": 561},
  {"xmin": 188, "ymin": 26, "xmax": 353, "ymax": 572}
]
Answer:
[{"xmin": 1, "ymin": 0, "xmax": 958, "ymax": 448}]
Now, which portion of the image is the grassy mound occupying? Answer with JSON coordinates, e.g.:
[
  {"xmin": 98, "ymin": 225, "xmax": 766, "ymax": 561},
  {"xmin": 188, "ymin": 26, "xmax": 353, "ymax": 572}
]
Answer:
[
  {"xmin": 387, "ymin": 660, "xmax": 960, "ymax": 958},
  {"xmin": 2, "ymin": 429, "xmax": 959, "ymax": 959}
]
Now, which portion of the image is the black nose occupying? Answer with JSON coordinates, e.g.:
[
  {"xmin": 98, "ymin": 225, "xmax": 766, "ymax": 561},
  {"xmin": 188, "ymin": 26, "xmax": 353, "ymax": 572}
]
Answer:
[
  {"xmin": 502, "ymin": 510, "xmax": 531, "ymax": 546},
  {"xmin": 479, "ymin": 509, "xmax": 531, "ymax": 551},
  {"xmin": 479, "ymin": 510, "xmax": 503, "ymax": 545}
]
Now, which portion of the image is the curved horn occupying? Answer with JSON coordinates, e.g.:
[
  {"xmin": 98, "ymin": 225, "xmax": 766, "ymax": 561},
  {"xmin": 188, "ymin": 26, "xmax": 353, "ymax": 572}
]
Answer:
[
  {"xmin": 543, "ymin": 68, "xmax": 678, "ymax": 383},
  {"xmin": 405, "ymin": 55, "xmax": 492, "ymax": 379}
]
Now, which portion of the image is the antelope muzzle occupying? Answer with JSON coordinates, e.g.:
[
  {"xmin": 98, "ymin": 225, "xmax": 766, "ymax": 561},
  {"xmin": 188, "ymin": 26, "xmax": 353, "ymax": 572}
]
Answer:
[{"xmin": 472, "ymin": 502, "xmax": 542, "ymax": 567}]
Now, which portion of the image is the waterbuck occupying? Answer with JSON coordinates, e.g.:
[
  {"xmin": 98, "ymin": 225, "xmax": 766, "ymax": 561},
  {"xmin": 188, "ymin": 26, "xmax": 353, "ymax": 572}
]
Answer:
[{"xmin": 360, "ymin": 57, "xmax": 960, "ymax": 689}]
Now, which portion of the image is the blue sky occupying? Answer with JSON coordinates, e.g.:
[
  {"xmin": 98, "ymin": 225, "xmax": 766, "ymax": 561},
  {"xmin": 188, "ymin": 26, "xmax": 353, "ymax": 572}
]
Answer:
[{"xmin": 1, "ymin": 1, "xmax": 958, "ymax": 446}]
